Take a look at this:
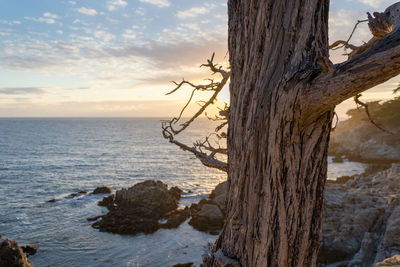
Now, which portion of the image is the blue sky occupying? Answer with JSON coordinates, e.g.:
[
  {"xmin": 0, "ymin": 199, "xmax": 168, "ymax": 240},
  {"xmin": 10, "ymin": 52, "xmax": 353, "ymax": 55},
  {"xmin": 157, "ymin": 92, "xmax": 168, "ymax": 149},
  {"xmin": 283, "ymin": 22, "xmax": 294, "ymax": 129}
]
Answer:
[{"xmin": 0, "ymin": 0, "xmax": 398, "ymax": 117}]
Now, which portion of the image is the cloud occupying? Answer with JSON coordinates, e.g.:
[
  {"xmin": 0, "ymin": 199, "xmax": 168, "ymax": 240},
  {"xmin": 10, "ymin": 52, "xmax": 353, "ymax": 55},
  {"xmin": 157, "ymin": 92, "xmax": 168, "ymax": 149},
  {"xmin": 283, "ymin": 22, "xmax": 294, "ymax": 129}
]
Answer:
[
  {"xmin": 25, "ymin": 13, "xmax": 58, "ymax": 24},
  {"xmin": 0, "ymin": 87, "xmax": 46, "ymax": 95},
  {"xmin": 177, "ymin": 4, "xmax": 216, "ymax": 19},
  {"xmin": 108, "ymin": 37, "xmax": 227, "ymax": 69},
  {"xmin": 43, "ymin": 13, "xmax": 58, "ymax": 19},
  {"xmin": 107, "ymin": 0, "xmax": 127, "ymax": 11},
  {"xmin": 139, "ymin": 0, "xmax": 170, "ymax": 8},
  {"xmin": 357, "ymin": 0, "xmax": 394, "ymax": 9},
  {"xmin": 76, "ymin": 7, "xmax": 98, "ymax": 16},
  {"xmin": 0, "ymin": 20, "xmax": 21, "ymax": 25}
]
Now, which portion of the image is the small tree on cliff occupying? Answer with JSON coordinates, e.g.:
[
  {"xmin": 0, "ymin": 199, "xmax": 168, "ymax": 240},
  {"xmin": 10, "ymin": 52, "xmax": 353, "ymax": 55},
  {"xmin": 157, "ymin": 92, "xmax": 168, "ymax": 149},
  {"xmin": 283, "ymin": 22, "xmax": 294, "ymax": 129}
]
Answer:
[{"xmin": 163, "ymin": 1, "xmax": 400, "ymax": 266}]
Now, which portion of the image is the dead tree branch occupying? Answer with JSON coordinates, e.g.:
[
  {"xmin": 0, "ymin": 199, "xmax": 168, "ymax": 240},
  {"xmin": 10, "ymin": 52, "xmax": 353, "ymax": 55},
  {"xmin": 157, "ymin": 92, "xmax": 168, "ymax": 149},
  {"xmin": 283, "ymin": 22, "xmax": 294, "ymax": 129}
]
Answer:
[
  {"xmin": 354, "ymin": 94, "xmax": 393, "ymax": 134},
  {"xmin": 165, "ymin": 53, "xmax": 230, "ymax": 135},
  {"xmin": 162, "ymin": 53, "xmax": 230, "ymax": 172},
  {"xmin": 306, "ymin": 2, "xmax": 400, "ymax": 122}
]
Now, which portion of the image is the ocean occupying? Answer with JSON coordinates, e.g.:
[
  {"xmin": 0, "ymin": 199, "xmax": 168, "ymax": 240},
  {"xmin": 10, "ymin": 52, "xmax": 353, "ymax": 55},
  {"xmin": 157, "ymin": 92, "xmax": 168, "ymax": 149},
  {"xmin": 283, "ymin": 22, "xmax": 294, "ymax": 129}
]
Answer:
[{"xmin": 0, "ymin": 118, "xmax": 366, "ymax": 266}]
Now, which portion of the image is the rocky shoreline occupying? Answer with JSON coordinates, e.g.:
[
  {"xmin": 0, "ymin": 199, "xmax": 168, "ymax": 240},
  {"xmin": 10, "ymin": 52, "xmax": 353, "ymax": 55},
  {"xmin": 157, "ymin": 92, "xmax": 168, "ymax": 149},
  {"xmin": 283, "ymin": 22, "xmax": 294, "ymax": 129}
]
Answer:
[
  {"xmin": 0, "ymin": 235, "xmax": 37, "ymax": 267},
  {"xmin": 87, "ymin": 180, "xmax": 226, "ymax": 236},
  {"xmin": 329, "ymin": 98, "xmax": 400, "ymax": 163},
  {"xmin": 83, "ymin": 164, "xmax": 400, "ymax": 266},
  {"xmin": 13, "ymin": 163, "xmax": 399, "ymax": 266}
]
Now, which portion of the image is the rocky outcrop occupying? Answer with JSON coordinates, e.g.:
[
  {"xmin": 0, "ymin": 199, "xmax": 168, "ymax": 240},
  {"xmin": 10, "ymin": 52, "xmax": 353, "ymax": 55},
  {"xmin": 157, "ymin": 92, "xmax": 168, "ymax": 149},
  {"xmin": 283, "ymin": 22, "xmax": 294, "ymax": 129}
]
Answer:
[
  {"xmin": 172, "ymin": 262, "xmax": 194, "ymax": 267},
  {"xmin": 329, "ymin": 123, "xmax": 400, "ymax": 162},
  {"xmin": 373, "ymin": 255, "xmax": 400, "ymax": 266},
  {"xmin": 196, "ymin": 168, "xmax": 400, "ymax": 265},
  {"xmin": 0, "ymin": 239, "xmax": 34, "ymax": 267},
  {"xmin": 329, "ymin": 98, "xmax": 400, "ymax": 162},
  {"xmin": 92, "ymin": 186, "xmax": 112, "ymax": 194},
  {"xmin": 21, "ymin": 245, "xmax": 37, "ymax": 256},
  {"xmin": 189, "ymin": 181, "xmax": 227, "ymax": 234},
  {"xmin": 91, "ymin": 180, "xmax": 188, "ymax": 235},
  {"xmin": 318, "ymin": 164, "xmax": 400, "ymax": 266}
]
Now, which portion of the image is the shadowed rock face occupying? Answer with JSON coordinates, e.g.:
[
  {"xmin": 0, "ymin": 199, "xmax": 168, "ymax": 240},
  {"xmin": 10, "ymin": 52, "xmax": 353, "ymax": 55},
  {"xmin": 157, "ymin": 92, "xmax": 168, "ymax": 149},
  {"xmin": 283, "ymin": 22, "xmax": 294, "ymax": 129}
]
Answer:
[
  {"xmin": 329, "ymin": 98, "xmax": 400, "ymax": 163},
  {"xmin": 192, "ymin": 167, "xmax": 400, "ymax": 266},
  {"xmin": 373, "ymin": 254, "xmax": 400, "ymax": 266},
  {"xmin": 0, "ymin": 239, "xmax": 34, "ymax": 267},
  {"xmin": 92, "ymin": 180, "xmax": 188, "ymax": 235},
  {"xmin": 188, "ymin": 182, "xmax": 227, "ymax": 234},
  {"xmin": 92, "ymin": 186, "xmax": 112, "ymax": 194},
  {"xmin": 318, "ymin": 164, "xmax": 400, "ymax": 266}
]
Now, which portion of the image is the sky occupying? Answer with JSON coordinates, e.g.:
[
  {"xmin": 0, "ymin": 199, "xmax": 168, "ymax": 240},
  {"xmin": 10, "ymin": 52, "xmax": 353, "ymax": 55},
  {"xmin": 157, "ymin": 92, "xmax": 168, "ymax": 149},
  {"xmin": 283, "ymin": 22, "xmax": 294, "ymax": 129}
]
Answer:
[{"xmin": 0, "ymin": 0, "xmax": 398, "ymax": 118}]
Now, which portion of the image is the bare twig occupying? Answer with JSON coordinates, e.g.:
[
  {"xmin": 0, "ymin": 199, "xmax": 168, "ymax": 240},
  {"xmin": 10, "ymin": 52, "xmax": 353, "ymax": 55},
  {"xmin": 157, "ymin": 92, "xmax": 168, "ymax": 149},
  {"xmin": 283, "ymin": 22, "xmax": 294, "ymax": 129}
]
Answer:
[
  {"xmin": 354, "ymin": 94, "xmax": 393, "ymax": 134},
  {"xmin": 164, "ymin": 53, "xmax": 230, "ymax": 135},
  {"xmin": 162, "ymin": 122, "xmax": 227, "ymax": 172},
  {"xmin": 161, "ymin": 53, "xmax": 229, "ymax": 172},
  {"xmin": 329, "ymin": 19, "xmax": 368, "ymax": 51}
]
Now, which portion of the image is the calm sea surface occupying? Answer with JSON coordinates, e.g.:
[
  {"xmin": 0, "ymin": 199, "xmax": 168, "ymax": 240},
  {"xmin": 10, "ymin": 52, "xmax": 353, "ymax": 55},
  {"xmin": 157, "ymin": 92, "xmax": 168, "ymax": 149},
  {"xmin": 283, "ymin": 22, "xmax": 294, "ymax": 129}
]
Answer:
[{"xmin": 0, "ymin": 118, "xmax": 366, "ymax": 266}]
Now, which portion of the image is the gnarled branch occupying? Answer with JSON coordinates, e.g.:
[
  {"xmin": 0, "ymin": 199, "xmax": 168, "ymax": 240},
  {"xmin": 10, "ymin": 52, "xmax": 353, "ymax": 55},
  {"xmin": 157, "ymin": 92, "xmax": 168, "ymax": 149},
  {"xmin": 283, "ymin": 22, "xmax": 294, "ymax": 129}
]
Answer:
[
  {"xmin": 305, "ymin": 2, "xmax": 400, "ymax": 122},
  {"xmin": 162, "ymin": 53, "xmax": 229, "ymax": 172},
  {"xmin": 354, "ymin": 94, "xmax": 393, "ymax": 134}
]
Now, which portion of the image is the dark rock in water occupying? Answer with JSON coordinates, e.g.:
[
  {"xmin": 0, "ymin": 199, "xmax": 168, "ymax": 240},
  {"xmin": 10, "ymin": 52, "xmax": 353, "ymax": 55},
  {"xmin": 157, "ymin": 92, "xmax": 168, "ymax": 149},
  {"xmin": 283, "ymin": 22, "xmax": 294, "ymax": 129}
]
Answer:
[
  {"xmin": 78, "ymin": 190, "xmax": 88, "ymax": 194},
  {"xmin": 87, "ymin": 215, "xmax": 103, "ymax": 222},
  {"xmin": 332, "ymin": 155, "xmax": 344, "ymax": 163},
  {"xmin": 92, "ymin": 180, "xmax": 184, "ymax": 235},
  {"xmin": 160, "ymin": 208, "xmax": 190, "ymax": 229},
  {"xmin": 327, "ymin": 175, "xmax": 354, "ymax": 185},
  {"xmin": 93, "ymin": 186, "xmax": 112, "ymax": 194},
  {"xmin": 209, "ymin": 181, "xmax": 227, "ymax": 200},
  {"xmin": 48, "ymin": 199, "xmax": 57, "ymax": 203},
  {"xmin": 188, "ymin": 181, "xmax": 228, "ymax": 233},
  {"xmin": 98, "ymin": 195, "xmax": 114, "ymax": 209},
  {"xmin": 172, "ymin": 262, "xmax": 194, "ymax": 267},
  {"xmin": 189, "ymin": 204, "xmax": 224, "ymax": 232},
  {"xmin": 169, "ymin": 186, "xmax": 183, "ymax": 201},
  {"xmin": 21, "ymin": 245, "xmax": 37, "ymax": 256},
  {"xmin": 0, "ymin": 239, "xmax": 34, "ymax": 267}
]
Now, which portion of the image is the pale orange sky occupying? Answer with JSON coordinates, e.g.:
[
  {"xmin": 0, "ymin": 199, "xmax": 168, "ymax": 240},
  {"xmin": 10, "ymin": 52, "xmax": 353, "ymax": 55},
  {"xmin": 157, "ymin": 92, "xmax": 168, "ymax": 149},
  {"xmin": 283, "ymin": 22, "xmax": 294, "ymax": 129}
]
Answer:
[{"xmin": 0, "ymin": 0, "xmax": 398, "ymax": 118}]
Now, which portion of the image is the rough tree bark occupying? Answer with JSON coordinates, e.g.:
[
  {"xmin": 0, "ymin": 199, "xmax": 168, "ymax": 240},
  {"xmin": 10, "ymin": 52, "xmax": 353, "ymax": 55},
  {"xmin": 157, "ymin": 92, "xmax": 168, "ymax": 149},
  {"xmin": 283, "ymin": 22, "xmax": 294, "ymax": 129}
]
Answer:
[{"xmin": 202, "ymin": 1, "xmax": 400, "ymax": 266}]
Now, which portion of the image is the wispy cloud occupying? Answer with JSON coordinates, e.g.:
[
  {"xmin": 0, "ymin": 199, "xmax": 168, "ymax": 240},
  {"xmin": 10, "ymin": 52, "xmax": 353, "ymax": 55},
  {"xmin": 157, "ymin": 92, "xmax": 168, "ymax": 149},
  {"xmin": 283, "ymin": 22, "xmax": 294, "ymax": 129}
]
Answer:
[
  {"xmin": 177, "ymin": 4, "xmax": 216, "ymax": 19},
  {"xmin": 107, "ymin": 0, "xmax": 127, "ymax": 11},
  {"xmin": 139, "ymin": 0, "xmax": 170, "ymax": 8},
  {"xmin": 357, "ymin": 0, "xmax": 394, "ymax": 8},
  {"xmin": 43, "ymin": 13, "xmax": 58, "ymax": 19},
  {"xmin": 0, "ymin": 87, "xmax": 46, "ymax": 95},
  {"xmin": 0, "ymin": 20, "xmax": 21, "ymax": 25},
  {"xmin": 76, "ymin": 7, "xmax": 98, "ymax": 16},
  {"xmin": 24, "ymin": 13, "xmax": 59, "ymax": 24}
]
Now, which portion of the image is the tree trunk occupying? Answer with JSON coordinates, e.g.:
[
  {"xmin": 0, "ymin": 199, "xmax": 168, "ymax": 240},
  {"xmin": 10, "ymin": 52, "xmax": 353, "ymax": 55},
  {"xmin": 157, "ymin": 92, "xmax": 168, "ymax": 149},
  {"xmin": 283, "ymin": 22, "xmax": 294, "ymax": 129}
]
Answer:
[
  {"xmin": 206, "ymin": 0, "xmax": 333, "ymax": 266},
  {"xmin": 201, "ymin": 0, "xmax": 400, "ymax": 266}
]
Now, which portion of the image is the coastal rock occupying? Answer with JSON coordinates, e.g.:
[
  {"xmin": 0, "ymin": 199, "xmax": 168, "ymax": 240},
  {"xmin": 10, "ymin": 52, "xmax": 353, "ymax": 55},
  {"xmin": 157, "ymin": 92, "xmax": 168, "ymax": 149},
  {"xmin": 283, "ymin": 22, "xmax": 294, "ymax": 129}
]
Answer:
[
  {"xmin": 318, "ymin": 164, "xmax": 400, "ymax": 266},
  {"xmin": 92, "ymin": 186, "xmax": 112, "ymax": 194},
  {"xmin": 92, "ymin": 180, "xmax": 186, "ymax": 235},
  {"xmin": 21, "ymin": 245, "xmax": 37, "ymax": 256},
  {"xmin": 188, "ymin": 182, "xmax": 227, "ymax": 233},
  {"xmin": 209, "ymin": 181, "xmax": 227, "ymax": 211},
  {"xmin": 200, "ymin": 167, "xmax": 400, "ymax": 265},
  {"xmin": 189, "ymin": 204, "xmax": 224, "ymax": 233},
  {"xmin": 373, "ymin": 255, "xmax": 400, "ymax": 266},
  {"xmin": 329, "ymin": 98, "xmax": 400, "ymax": 162},
  {"xmin": 172, "ymin": 262, "xmax": 194, "ymax": 267},
  {"xmin": 0, "ymin": 239, "xmax": 34, "ymax": 267}
]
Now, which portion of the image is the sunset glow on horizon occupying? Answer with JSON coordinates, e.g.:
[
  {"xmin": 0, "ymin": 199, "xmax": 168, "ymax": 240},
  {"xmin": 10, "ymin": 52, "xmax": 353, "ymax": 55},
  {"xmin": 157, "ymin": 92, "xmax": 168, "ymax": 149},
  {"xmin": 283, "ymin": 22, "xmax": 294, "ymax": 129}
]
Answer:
[{"xmin": 0, "ymin": 0, "xmax": 398, "ymax": 118}]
